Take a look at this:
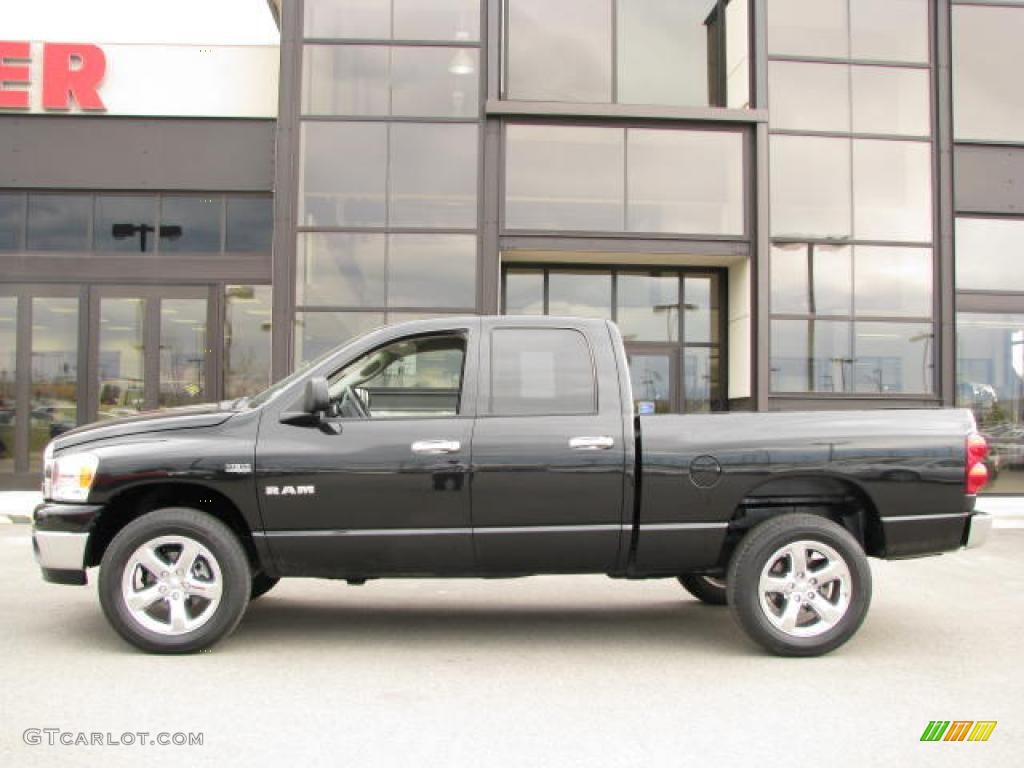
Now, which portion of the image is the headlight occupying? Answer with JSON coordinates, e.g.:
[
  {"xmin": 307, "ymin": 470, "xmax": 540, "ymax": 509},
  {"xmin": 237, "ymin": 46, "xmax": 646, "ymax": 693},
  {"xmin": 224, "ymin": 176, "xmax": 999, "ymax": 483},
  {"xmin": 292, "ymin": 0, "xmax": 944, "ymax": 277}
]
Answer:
[{"xmin": 46, "ymin": 451, "xmax": 99, "ymax": 503}]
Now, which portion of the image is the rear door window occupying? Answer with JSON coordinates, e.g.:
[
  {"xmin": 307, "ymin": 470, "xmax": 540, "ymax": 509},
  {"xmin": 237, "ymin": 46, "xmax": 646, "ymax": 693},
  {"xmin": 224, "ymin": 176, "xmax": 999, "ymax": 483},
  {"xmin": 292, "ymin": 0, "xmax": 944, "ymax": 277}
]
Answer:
[{"xmin": 488, "ymin": 328, "xmax": 596, "ymax": 415}]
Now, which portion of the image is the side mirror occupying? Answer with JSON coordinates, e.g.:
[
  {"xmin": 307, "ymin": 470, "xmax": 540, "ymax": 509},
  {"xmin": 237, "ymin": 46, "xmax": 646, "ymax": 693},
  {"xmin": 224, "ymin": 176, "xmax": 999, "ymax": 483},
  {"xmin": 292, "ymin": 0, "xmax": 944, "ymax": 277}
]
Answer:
[{"xmin": 303, "ymin": 376, "xmax": 330, "ymax": 415}]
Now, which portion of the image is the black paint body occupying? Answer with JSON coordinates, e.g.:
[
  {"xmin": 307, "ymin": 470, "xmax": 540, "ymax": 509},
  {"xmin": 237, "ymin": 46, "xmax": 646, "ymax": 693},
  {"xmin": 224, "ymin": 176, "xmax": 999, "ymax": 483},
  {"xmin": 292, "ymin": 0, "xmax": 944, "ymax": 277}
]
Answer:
[{"xmin": 35, "ymin": 316, "xmax": 979, "ymax": 583}]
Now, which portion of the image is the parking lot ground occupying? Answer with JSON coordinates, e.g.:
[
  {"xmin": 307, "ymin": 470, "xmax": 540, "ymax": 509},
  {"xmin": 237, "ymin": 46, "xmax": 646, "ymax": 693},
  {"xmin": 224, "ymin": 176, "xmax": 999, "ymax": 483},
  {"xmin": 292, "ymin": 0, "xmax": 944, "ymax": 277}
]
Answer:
[{"xmin": 1, "ymin": 524, "xmax": 1022, "ymax": 768}]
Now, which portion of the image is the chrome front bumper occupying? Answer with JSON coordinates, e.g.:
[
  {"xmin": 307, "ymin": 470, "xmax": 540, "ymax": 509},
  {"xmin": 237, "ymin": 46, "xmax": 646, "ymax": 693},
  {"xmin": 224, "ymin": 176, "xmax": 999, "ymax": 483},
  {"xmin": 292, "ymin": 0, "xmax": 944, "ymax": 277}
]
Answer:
[
  {"xmin": 32, "ymin": 529, "xmax": 89, "ymax": 570},
  {"xmin": 965, "ymin": 511, "xmax": 993, "ymax": 549}
]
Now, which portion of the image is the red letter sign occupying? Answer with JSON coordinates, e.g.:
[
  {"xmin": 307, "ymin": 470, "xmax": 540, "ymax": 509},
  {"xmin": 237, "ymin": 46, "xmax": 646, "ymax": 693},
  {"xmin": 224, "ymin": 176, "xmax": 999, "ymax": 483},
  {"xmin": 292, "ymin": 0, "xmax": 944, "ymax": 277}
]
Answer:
[
  {"xmin": 42, "ymin": 43, "xmax": 106, "ymax": 110},
  {"xmin": 0, "ymin": 41, "xmax": 31, "ymax": 109}
]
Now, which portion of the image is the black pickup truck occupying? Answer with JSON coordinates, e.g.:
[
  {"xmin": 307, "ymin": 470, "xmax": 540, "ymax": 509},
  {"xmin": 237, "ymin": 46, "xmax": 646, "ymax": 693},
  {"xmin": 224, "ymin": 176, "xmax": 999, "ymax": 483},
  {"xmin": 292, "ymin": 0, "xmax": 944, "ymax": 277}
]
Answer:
[{"xmin": 33, "ymin": 316, "xmax": 992, "ymax": 656}]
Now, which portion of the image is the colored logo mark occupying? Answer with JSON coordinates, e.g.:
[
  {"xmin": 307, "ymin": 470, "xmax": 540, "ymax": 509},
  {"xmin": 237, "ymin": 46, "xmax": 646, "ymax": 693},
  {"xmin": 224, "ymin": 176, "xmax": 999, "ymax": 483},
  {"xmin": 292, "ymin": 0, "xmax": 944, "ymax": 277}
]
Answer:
[{"xmin": 920, "ymin": 721, "xmax": 997, "ymax": 742}]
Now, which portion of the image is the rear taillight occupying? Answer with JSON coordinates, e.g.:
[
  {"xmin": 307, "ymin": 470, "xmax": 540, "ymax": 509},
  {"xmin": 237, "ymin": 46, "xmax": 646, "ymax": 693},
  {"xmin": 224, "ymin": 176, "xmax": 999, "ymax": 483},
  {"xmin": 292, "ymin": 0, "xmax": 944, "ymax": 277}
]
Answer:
[{"xmin": 966, "ymin": 432, "xmax": 989, "ymax": 495}]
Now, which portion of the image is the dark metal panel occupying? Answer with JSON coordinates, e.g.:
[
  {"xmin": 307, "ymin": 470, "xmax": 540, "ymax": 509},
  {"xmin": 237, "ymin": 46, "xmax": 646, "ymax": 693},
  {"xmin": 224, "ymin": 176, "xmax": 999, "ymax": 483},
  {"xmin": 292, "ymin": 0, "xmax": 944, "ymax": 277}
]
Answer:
[
  {"xmin": 0, "ymin": 254, "xmax": 271, "ymax": 284},
  {"xmin": 954, "ymin": 144, "xmax": 1024, "ymax": 215},
  {"xmin": 936, "ymin": 0, "xmax": 956, "ymax": 407},
  {"xmin": 0, "ymin": 117, "xmax": 275, "ymax": 191}
]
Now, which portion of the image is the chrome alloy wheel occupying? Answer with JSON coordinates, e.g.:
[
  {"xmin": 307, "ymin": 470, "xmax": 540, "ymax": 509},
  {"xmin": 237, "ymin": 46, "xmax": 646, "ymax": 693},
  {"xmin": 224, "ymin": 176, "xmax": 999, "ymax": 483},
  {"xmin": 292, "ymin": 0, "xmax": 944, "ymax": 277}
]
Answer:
[
  {"xmin": 757, "ymin": 540, "xmax": 852, "ymax": 638},
  {"xmin": 120, "ymin": 535, "xmax": 223, "ymax": 636}
]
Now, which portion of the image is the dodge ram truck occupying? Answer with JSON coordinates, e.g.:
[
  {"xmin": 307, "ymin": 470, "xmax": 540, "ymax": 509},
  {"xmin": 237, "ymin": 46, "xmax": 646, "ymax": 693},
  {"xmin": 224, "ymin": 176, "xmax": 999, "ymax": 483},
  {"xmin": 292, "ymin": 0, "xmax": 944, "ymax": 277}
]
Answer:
[{"xmin": 32, "ymin": 316, "xmax": 993, "ymax": 656}]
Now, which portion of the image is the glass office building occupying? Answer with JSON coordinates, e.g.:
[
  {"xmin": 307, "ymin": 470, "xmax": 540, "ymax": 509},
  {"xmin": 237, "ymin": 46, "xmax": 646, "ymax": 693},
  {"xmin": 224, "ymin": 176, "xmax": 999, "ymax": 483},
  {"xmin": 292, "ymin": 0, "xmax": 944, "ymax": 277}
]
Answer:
[{"xmin": 3, "ymin": 0, "xmax": 1024, "ymax": 493}]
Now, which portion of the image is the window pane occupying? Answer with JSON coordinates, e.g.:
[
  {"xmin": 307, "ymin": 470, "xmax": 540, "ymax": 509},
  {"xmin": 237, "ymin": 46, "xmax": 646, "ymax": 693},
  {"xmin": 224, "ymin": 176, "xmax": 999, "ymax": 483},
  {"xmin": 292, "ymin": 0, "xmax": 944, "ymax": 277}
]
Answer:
[
  {"xmin": 629, "ymin": 353, "xmax": 672, "ymax": 414},
  {"xmin": 725, "ymin": 0, "xmax": 751, "ymax": 108},
  {"xmin": 0, "ymin": 194, "xmax": 24, "ymax": 251},
  {"xmin": 852, "ymin": 139, "xmax": 932, "ymax": 242},
  {"xmin": 387, "ymin": 234, "xmax": 477, "ymax": 309},
  {"xmin": 618, "ymin": 0, "xmax": 718, "ymax": 107},
  {"xmin": 684, "ymin": 275, "xmax": 719, "ymax": 344},
  {"xmin": 854, "ymin": 322, "xmax": 933, "ymax": 394},
  {"xmin": 953, "ymin": 5, "xmax": 1024, "ymax": 142},
  {"xmin": 296, "ymin": 232, "xmax": 386, "ymax": 307},
  {"xmin": 813, "ymin": 245, "xmax": 852, "ymax": 316},
  {"xmin": 505, "ymin": 125, "xmax": 624, "ymax": 231},
  {"xmin": 770, "ymin": 244, "xmax": 809, "ymax": 314},
  {"xmin": 617, "ymin": 272, "xmax": 679, "ymax": 342},
  {"xmin": 768, "ymin": 61, "xmax": 849, "ymax": 132},
  {"xmin": 956, "ymin": 217, "xmax": 1024, "ymax": 292},
  {"xmin": 957, "ymin": 312, "xmax": 1024, "ymax": 493},
  {"xmin": 506, "ymin": 0, "xmax": 612, "ymax": 102},
  {"xmin": 854, "ymin": 246, "xmax": 932, "ymax": 318},
  {"xmin": 812, "ymin": 320, "xmax": 853, "ymax": 393},
  {"xmin": 94, "ymin": 195, "xmax": 157, "ymax": 253},
  {"xmin": 392, "ymin": 47, "xmax": 479, "ymax": 117},
  {"xmin": 770, "ymin": 319, "xmax": 857, "ymax": 393},
  {"xmin": 27, "ymin": 194, "xmax": 90, "ymax": 251},
  {"xmin": 330, "ymin": 334, "xmax": 466, "ymax": 418},
  {"xmin": 393, "ymin": 0, "xmax": 480, "ymax": 41},
  {"xmin": 389, "ymin": 123, "xmax": 478, "ymax": 228},
  {"xmin": 160, "ymin": 299, "xmax": 207, "ymax": 408},
  {"xmin": 302, "ymin": 45, "xmax": 389, "ymax": 116},
  {"xmin": 504, "ymin": 269, "xmax": 544, "ymax": 314},
  {"xmin": 30, "ymin": 298, "xmax": 78, "ymax": 472},
  {"xmin": 489, "ymin": 328, "xmax": 596, "ymax": 415},
  {"xmin": 226, "ymin": 197, "xmax": 273, "ymax": 253},
  {"xmin": 684, "ymin": 346, "xmax": 720, "ymax": 412},
  {"xmin": 851, "ymin": 66, "xmax": 930, "ymax": 137},
  {"xmin": 770, "ymin": 318, "xmax": 809, "ymax": 392},
  {"xmin": 299, "ymin": 121, "xmax": 386, "ymax": 227},
  {"xmin": 294, "ymin": 311, "xmax": 385, "ymax": 365},
  {"xmin": 304, "ymin": 0, "xmax": 389, "ymax": 39},
  {"xmin": 627, "ymin": 128, "xmax": 744, "ymax": 235},
  {"xmin": 850, "ymin": 0, "xmax": 928, "ymax": 64},
  {"xmin": 548, "ymin": 271, "xmax": 612, "ymax": 320},
  {"xmin": 770, "ymin": 136, "xmax": 851, "ymax": 239},
  {"xmin": 225, "ymin": 285, "xmax": 272, "ymax": 399},
  {"xmin": 766, "ymin": 0, "xmax": 848, "ymax": 58},
  {"xmin": 160, "ymin": 196, "xmax": 222, "ymax": 253},
  {"xmin": 0, "ymin": 297, "xmax": 15, "ymax": 473},
  {"xmin": 97, "ymin": 298, "xmax": 145, "ymax": 420}
]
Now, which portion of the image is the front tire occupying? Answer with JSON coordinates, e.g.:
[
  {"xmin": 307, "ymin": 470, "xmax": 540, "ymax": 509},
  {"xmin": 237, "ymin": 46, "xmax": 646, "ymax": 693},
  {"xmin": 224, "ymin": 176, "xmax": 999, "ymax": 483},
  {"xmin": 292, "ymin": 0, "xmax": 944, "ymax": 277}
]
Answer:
[
  {"xmin": 98, "ymin": 508, "xmax": 251, "ymax": 654},
  {"xmin": 727, "ymin": 514, "xmax": 871, "ymax": 657},
  {"xmin": 678, "ymin": 574, "xmax": 728, "ymax": 605}
]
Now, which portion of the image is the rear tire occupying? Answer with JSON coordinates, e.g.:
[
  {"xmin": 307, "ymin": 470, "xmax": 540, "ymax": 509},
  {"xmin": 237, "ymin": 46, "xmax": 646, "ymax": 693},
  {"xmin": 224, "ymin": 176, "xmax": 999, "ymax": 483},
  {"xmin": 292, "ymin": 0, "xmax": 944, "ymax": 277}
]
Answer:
[
  {"xmin": 727, "ymin": 514, "xmax": 871, "ymax": 657},
  {"xmin": 678, "ymin": 574, "xmax": 728, "ymax": 605},
  {"xmin": 98, "ymin": 507, "xmax": 251, "ymax": 654}
]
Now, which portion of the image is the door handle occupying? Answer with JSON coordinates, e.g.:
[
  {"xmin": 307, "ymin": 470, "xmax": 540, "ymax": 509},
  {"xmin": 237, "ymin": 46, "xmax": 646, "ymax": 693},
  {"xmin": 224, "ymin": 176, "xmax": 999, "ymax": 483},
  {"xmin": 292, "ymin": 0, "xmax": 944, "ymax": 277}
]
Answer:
[
  {"xmin": 411, "ymin": 439, "xmax": 461, "ymax": 455},
  {"xmin": 569, "ymin": 436, "xmax": 615, "ymax": 451}
]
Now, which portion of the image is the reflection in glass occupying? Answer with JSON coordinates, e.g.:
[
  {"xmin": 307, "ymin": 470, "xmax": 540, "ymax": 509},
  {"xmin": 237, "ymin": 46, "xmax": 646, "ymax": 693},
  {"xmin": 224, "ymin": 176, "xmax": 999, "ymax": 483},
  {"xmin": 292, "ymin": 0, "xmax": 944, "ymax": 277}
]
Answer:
[
  {"xmin": 490, "ymin": 328, "xmax": 596, "ymax": 415},
  {"xmin": 0, "ymin": 297, "xmax": 16, "ymax": 473},
  {"xmin": 768, "ymin": 61, "xmax": 849, "ymax": 133},
  {"xmin": 225, "ymin": 197, "xmax": 273, "ymax": 253},
  {"xmin": 684, "ymin": 346, "xmax": 719, "ymax": 412},
  {"xmin": 300, "ymin": 121, "xmax": 387, "ymax": 227},
  {"xmin": 854, "ymin": 247, "xmax": 932, "ymax": 318},
  {"xmin": 296, "ymin": 232, "xmax": 387, "ymax": 307},
  {"xmin": 30, "ymin": 298, "xmax": 78, "ymax": 471},
  {"xmin": 506, "ymin": 0, "xmax": 612, "ymax": 103},
  {"xmin": 225, "ymin": 285, "xmax": 272, "ymax": 399},
  {"xmin": 94, "ymin": 196, "xmax": 158, "ymax": 253},
  {"xmin": 852, "ymin": 139, "xmax": 932, "ymax": 242},
  {"xmin": 955, "ymin": 217, "xmax": 1024, "ymax": 292},
  {"xmin": 393, "ymin": 0, "xmax": 480, "ymax": 41},
  {"xmin": 294, "ymin": 311, "xmax": 385, "ymax": 365},
  {"xmin": 771, "ymin": 319, "xmax": 855, "ymax": 393},
  {"xmin": 505, "ymin": 125, "xmax": 624, "ymax": 231},
  {"xmin": 629, "ymin": 354, "xmax": 672, "ymax": 414},
  {"xmin": 159, "ymin": 196, "xmax": 222, "ymax": 252},
  {"xmin": 953, "ymin": 5, "xmax": 1024, "ymax": 142},
  {"xmin": 854, "ymin": 322, "xmax": 933, "ymax": 394},
  {"xmin": 388, "ymin": 234, "xmax": 476, "ymax": 309},
  {"xmin": 304, "ymin": 0, "xmax": 390, "ymax": 39},
  {"xmin": 504, "ymin": 270, "xmax": 544, "ymax": 315},
  {"xmin": 770, "ymin": 136, "xmax": 851, "ymax": 239},
  {"xmin": 812, "ymin": 245, "xmax": 852, "ymax": 316},
  {"xmin": 548, "ymin": 271, "xmax": 612, "ymax": 320},
  {"xmin": 684, "ymin": 276, "xmax": 719, "ymax": 344},
  {"xmin": 159, "ymin": 299, "xmax": 207, "ymax": 408},
  {"xmin": 391, "ymin": 47, "xmax": 479, "ymax": 118},
  {"xmin": 626, "ymin": 128, "xmax": 744, "ymax": 235},
  {"xmin": 770, "ymin": 244, "xmax": 809, "ymax": 314},
  {"xmin": 27, "ymin": 194, "xmax": 90, "ymax": 251},
  {"xmin": 957, "ymin": 312, "xmax": 1024, "ymax": 493},
  {"xmin": 770, "ymin": 318, "xmax": 810, "ymax": 392},
  {"xmin": 766, "ymin": 0, "xmax": 848, "ymax": 58},
  {"xmin": 389, "ymin": 123, "xmax": 478, "ymax": 227},
  {"xmin": 98, "ymin": 299, "xmax": 145, "ymax": 420},
  {"xmin": 0, "ymin": 194, "xmax": 24, "ymax": 251},
  {"xmin": 302, "ymin": 45, "xmax": 389, "ymax": 116},
  {"xmin": 850, "ymin": 0, "xmax": 929, "ymax": 64},
  {"xmin": 851, "ymin": 66, "xmax": 930, "ymax": 137},
  {"xmin": 617, "ymin": 273, "xmax": 679, "ymax": 342}
]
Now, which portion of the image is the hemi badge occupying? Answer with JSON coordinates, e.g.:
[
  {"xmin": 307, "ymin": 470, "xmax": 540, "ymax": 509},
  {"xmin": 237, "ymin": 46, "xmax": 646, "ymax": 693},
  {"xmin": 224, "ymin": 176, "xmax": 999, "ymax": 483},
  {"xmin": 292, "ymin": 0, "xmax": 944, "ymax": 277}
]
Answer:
[{"xmin": 224, "ymin": 463, "xmax": 252, "ymax": 474}]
